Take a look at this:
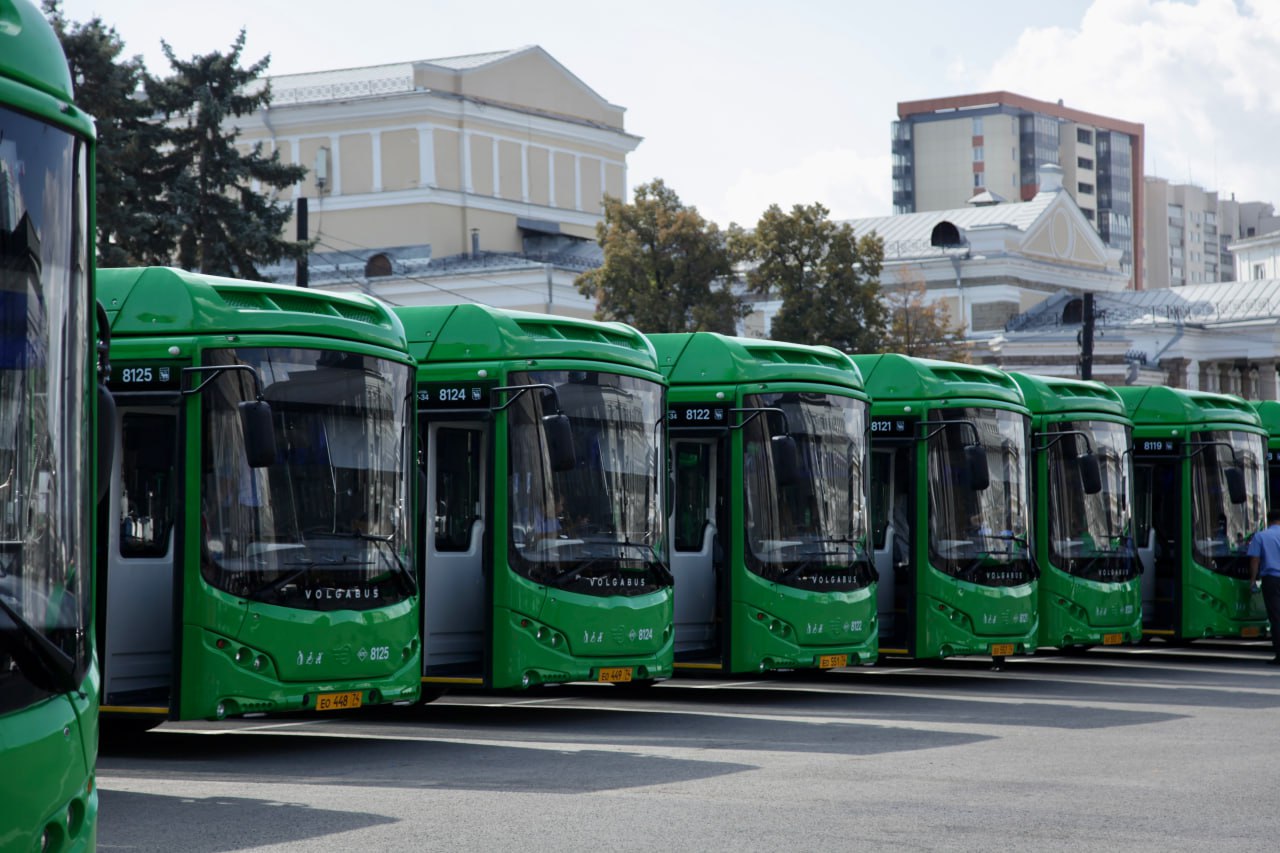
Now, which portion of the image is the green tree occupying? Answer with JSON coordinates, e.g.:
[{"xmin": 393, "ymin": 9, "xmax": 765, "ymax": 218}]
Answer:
[
  {"xmin": 42, "ymin": 1, "xmax": 170, "ymax": 267},
  {"xmin": 883, "ymin": 267, "xmax": 969, "ymax": 362},
  {"xmin": 732, "ymin": 203, "xmax": 887, "ymax": 353},
  {"xmin": 149, "ymin": 30, "xmax": 307, "ymax": 279},
  {"xmin": 576, "ymin": 179, "xmax": 748, "ymax": 334}
]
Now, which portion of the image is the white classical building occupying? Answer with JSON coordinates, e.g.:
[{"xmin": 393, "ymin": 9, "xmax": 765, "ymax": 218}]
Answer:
[
  {"xmin": 990, "ymin": 280, "xmax": 1280, "ymax": 398},
  {"xmin": 238, "ymin": 46, "xmax": 638, "ymax": 317},
  {"xmin": 745, "ymin": 164, "xmax": 1129, "ymax": 340}
]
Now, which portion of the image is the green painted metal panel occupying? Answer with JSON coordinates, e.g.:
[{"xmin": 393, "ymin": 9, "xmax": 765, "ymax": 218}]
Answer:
[{"xmin": 1010, "ymin": 373, "xmax": 1142, "ymax": 649}]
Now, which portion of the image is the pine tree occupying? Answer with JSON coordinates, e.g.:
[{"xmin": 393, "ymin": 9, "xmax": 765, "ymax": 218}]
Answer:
[
  {"xmin": 149, "ymin": 30, "xmax": 307, "ymax": 279},
  {"xmin": 42, "ymin": 1, "xmax": 170, "ymax": 267}
]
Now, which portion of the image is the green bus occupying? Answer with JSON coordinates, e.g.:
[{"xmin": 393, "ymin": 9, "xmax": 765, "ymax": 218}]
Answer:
[
  {"xmin": 649, "ymin": 332, "xmax": 877, "ymax": 674},
  {"xmin": 1118, "ymin": 386, "xmax": 1268, "ymax": 640},
  {"xmin": 0, "ymin": 2, "xmax": 102, "ymax": 849},
  {"xmin": 1250, "ymin": 400, "xmax": 1280, "ymax": 506},
  {"xmin": 1009, "ymin": 373, "xmax": 1141, "ymax": 649},
  {"xmin": 853, "ymin": 354, "xmax": 1038, "ymax": 661},
  {"xmin": 98, "ymin": 267, "xmax": 421, "ymax": 722},
  {"xmin": 396, "ymin": 305, "xmax": 673, "ymax": 691}
]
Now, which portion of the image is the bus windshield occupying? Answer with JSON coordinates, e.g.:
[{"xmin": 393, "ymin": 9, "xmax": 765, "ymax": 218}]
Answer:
[
  {"xmin": 741, "ymin": 392, "xmax": 873, "ymax": 591},
  {"xmin": 1192, "ymin": 429, "xmax": 1265, "ymax": 578},
  {"xmin": 507, "ymin": 370, "xmax": 669, "ymax": 597},
  {"xmin": 1047, "ymin": 420, "xmax": 1138, "ymax": 582},
  {"xmin": 200, "ymin": 347, "xmax": 416, "ymax": 610},
  {"xmin": 0, "ymin": 106, "xmax": 92, "ymax": 710},
  {"xmin": 927, "ymin": 407, "xmax": 1034, "ymax": 586}
]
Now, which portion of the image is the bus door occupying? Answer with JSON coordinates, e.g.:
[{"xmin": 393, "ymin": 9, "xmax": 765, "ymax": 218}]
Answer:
[
  {"xmin": 871, "ymin": 445, "xmax": 914, "ymax": 653},
  {"xmin": 670, "ymin": 438, "xmax": 724, "ymax": 660},
  {"xmin": 103, "ymin": 407, "xmax": 180, "ymax": 711},
  {"xmin": 1133, "ymin": 456, "xmax": 1180, "ymax": 633},
  {"xmin": 422, "ymin": 420, "xmax": 487, "ymax": 675}
]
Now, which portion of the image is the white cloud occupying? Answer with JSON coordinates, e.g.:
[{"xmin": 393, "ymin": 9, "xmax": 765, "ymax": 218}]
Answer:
[{"xmin": 981, "ymin": 0, "xmax": 1280, "ymax": 203}]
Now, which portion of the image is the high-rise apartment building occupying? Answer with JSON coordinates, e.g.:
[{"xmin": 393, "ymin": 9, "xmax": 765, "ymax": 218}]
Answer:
[
  {"xmin": 1144, "ymin": 179, "xmax": 1228, "ymax": 288},
  {"xmin": 1142, "ymin": 179, "xmax": 1280, "ymax": 288},
  {"xmin": 894, "ymin": 92, "xmax": 1144, "ymax": 288}
]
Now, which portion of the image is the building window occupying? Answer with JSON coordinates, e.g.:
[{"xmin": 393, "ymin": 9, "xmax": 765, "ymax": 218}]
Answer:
[
  {"xmin": 1077, "ymin": 156, "xmax": 1094, "ymax": 170},
  {"xmin": 365, "ymin": 253, "xmax": 393, "ymax": 277},
  {"xmin": 973, "ymin": 117, "xmax": 983, "ymax": 135},
  {"xmin": 1077, "ymin": 128, "xmax": 1093, "ymax": 145},
  {"xmin": 1255, "ymin": 263, "xmax": 1267, "ymax": 280},
  {"xmin": 973, "ymin": 146, "xmax": 984, "ymax": 162},
  {"xmin": 974, "ymin": 172, "xmax": 985, "ymax": 188},
  {"xmin": 1078, "ymin": 182, "xmax": 1095, "ymax": 195},
  {"xmin": 1082, "ymin": 209, "xmax": 1095, "ymax": 221}
]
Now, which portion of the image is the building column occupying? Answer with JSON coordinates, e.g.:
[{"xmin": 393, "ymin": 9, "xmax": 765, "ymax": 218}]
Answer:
[
  {"xmin": 1259, "ymin": 359, "xmax": 1279, "ymax": 401},
  {"xmin": 1220, "ymin": 363, "xmax": 1237, "ymax": 395},
  {"xmin": 1200, "ymin": 361, "xmax": 1217, "ymax": 392},
  {"xmin": 1183, "ymin": 358, "xmax": 1199, "ymax": 391}
]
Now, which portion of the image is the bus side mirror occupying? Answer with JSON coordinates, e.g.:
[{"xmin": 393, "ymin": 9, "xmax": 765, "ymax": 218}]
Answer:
[
  {"xmin": 239, "ymin": 400, "xmax": 277, "ymax": 468},
  {"xmin": 1225, "ymin": 465, "xmax": 1248, "ymax": 505},
  {"xmin": 964, "ymin": 443, "xmax": 990, "ymax": 491},
  {"xmin": 772, "ymin": 434, "xmax": 800, "ymax": 486},
  {"xmin": 1079, "ymin": 452, "xmax": 1103, "ymax": 495},
  {"xmin": 543, "ymin": 412, "xmax": 576, "ymax": 472}
]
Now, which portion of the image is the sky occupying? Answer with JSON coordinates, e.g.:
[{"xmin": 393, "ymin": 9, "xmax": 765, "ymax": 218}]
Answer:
[{"xmin": 53, "ymin": 0, "xmax": 1280, "ymax": 228}]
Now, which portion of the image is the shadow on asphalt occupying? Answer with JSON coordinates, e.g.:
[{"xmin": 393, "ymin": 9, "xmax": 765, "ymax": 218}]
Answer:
[{"xmin": 97, "ymin": 790, "xmax": 393, "ymax": 853}]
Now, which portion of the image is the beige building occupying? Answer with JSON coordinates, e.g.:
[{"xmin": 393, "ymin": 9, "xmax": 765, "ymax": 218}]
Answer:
[{"xmin": 239, "ymin": 46, "xmax": 640, "ymax": 316}]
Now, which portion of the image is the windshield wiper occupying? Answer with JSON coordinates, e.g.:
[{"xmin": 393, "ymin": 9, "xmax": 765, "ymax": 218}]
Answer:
[
  {"xmin": 554, "ymin": 557, "xmax": 606, "ymax": 585},
  {"xmin": 0, "ymin": 593, "xmax": 79, "ymax": 694},
  {"xmin": 304, "ymin": 531, "xmax": 417, "ymax": 594},
  {"xmin": 306, "ymin": 530, "xmax": 395, "ymax": 542},
  {"xmin": 246, "ymin": 561, "xmax": 317, "ymax": 602},
  {"xmin": 775, "ymin": 558, "xmax": 825, "ymax": 585}
]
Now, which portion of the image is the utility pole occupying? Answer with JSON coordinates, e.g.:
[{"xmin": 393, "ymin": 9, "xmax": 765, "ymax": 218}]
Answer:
[
  {"xmin": 1078, "ymin": 292, "xmax": 1095, "ymax": 380},
  {"xmin": 296, "ymin": 197, "xmax": 309, "ymax": 288}
]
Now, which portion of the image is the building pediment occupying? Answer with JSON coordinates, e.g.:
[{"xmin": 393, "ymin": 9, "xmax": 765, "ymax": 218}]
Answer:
[
  {"xmin": 1018, "ymin": 195, "xmax": 1112, "ymax": 270},
  {"xmin": 416, "ymin": 46, "xmax": 626, "ymax": 130}
]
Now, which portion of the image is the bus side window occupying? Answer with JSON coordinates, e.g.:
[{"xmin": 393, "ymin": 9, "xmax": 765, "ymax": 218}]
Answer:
[
  {"xmin": 119, "ymin": 412, "xmax": 178, "ymax": 558},
  {"xmin": 435, "ymin": 428, "xmax": 482, "ymax": 552},
  {"xmin": 673, "ymin": 442, "xmax": 713, "ymax": 552}
]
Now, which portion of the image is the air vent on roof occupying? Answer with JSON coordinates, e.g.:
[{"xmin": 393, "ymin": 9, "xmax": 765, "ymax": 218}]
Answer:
[{"xmin": 515, "ymin": 319, "xmax": 636, "ymax": 349}]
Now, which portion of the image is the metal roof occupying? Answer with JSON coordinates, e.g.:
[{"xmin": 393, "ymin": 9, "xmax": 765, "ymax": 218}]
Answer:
[
  {"xmin": 421, "ymin": 48, "xmax": 530, "ymax": 70},
  {"xmin": 845, "ymin": 191, "xmax": 1057, "ymax": 260},
  {"xmin": 1094, "ymin": 279, "xmax": 1280, "ymax": 326}
]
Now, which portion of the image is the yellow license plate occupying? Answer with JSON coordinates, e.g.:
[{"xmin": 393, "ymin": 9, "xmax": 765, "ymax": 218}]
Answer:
[
  {"xmin": 1102, "ymin": 633, "xmax": 1124, "ymax": 645},
  {"xmin": 315, "ymin": 691, "xmax": 363, "ymax": 711},
  {"xmin": 817, "ymin": 654, "xmax": 848, "ymax": 669},
  {"xmin": 597, "ymin": 667, "xmax": 633, "ymax": 683},
  {"xmin": 1242, "ymin": 626, "xmax": 1262, "ymax": 638},
  {"xmin": 990, "ymin": 643, "xmax": 1015, "ymax": 657}
]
